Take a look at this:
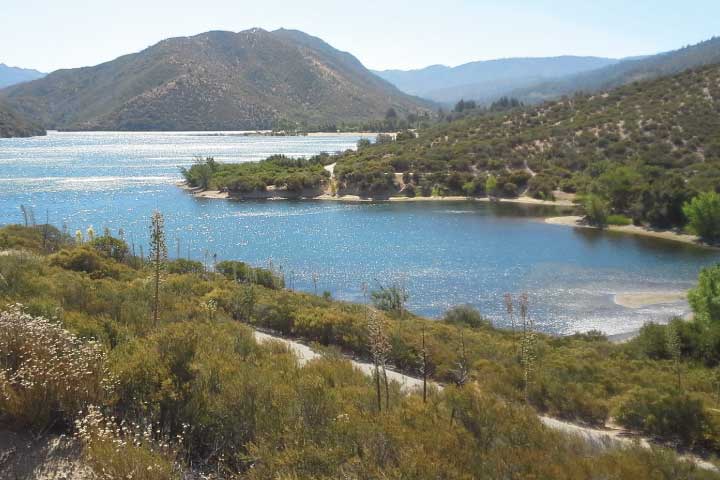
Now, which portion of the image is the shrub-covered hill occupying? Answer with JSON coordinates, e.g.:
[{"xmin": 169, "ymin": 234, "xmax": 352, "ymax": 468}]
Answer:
[
  {"xmin": 331, "ymin": 64, "xmax": 720, "ymax": 223},
  {"xmin": 2, "ymin": 223, "xmax": 720, "ymax": 478},
  {"xmin": 0, "ymin": 101, "xmax": 45, "ymax": 138},
  {"xmin": 0, "ymin": 29, "xmax": 430, "ymax": 132}
]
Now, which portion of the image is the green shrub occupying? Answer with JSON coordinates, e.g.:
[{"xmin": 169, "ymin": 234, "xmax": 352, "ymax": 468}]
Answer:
[
  {"xmin": 613, "ymin": 388, "xmax": 711, "ymax": 447},
  {"xmin": 689, "ymin": 264, "xmax": 720, "ymax": 326},
  {"xmin": 166, "ymin": 258, "xmax": 204, "ymax": 275},
  {"xmin": 50, "ymin": 247, "xmax": 127, "ymax": 279},
  {"xmin": 215, "ymin": 260, "xmax": 284, "ymax": 289},
  {"xmin": 583, "ymin": 194, "xmax": 610, "ymax": 228},
  {"xmin": 607, "ymin": 214, "xmax": 632, "ymax": 226},
  {"xmin": 443, "ymin": 305, "xmax": 490, "ymax": 328},
  {"xmin": 683, "ymin": 192, "xmax": 720, "ymax": 243}
]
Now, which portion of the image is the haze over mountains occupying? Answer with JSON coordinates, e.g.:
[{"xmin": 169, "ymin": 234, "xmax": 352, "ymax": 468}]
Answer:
[
  {"xmin": 507, "ymin": 36, "xmax": 720, "ymax": 104},
  {"xmin": 0, "ymin": 63, "xmax": 45, "ymax": 89},
  {"xmin": 0, "ymin": 28, "xmax": 428, "ymax": 131},
  {"xmin": 373, "ymin": 56, "xmax": 621, "ymax": 104},
  {"xmin": 377, "ymin": 37, "xmax": 720, "ymax": 106}
]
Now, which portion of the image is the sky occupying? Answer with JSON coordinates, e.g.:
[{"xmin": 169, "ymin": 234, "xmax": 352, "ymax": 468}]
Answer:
[{"xmin": 3, "ymin": 0, "xmax": 719, "ymax": 73}]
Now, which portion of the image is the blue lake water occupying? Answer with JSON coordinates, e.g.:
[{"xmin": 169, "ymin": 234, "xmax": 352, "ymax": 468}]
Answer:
[{"xmin": 1, "ymin": 131, "xmax": 718, "ymax": 335}]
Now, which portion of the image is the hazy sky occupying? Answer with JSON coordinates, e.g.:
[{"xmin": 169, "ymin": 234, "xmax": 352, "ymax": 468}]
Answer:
[{"xmin": 3, "ymin": 0, "xmax": 718, "ymax": 72}]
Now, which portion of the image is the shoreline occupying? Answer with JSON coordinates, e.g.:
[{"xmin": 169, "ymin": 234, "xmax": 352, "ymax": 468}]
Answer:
[
  {"xmin": 179, "ymin": 183, "xmax": 576, "ymax": 207},
  {"xmin": 546, "ymin": 215, "xmax": 716, "ymax": 249}
]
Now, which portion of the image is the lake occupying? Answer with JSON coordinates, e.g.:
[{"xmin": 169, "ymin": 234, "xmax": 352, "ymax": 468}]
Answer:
[{"xmin": 1, "ymin": 131, "xmax": 718, "ymax": 335}]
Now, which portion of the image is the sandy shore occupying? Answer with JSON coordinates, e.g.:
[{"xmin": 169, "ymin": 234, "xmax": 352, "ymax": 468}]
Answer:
[
  {"xmin": 614, "ymin": 291, "xmax": 687, "ymax": 309},
  {"xmin": 546, "ymin": 215, "xmax": 713, "ymax": 248},
  {"xmin": 306, "ymin": 131, "xmax": 384, "ymax": 137},
  {"xmin": 181, "ymin": 183, "xmax": 576, "ymax": 207}
]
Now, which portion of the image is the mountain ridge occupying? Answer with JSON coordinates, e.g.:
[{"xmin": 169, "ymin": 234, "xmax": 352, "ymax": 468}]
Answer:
[
  {"xmin": 0, "ymin": 28, "xmax": 430, "ymax": 131},
  {"xmin": 0, "ymin": 63, "xmax": 45, "ymax": 89},
  {"xmin": 373, "ymin": 56, "xmax": 621, "ymax": 104},
  {"xmin": 504, "ymin": 36, "xmax": 720, "ymax": 103}
]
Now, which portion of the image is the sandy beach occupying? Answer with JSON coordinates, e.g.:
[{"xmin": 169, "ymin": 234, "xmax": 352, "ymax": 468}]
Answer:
[
  {"xmin": 545, "ymin": 215, "xmax": 713, "ymax": 248},
  {"xmin": 180, "ymin": 182, "xmax": 577, "ymax": 207},
  {"xmin": 614, "ymin": 291, "xmax": 687, "ymax": 309}
]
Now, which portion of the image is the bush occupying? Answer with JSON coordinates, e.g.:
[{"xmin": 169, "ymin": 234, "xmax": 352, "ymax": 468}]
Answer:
[
  {"xmin": 683, "ymin": 191, "xmax": 720, "ymax": 243},
  {"xmin": 371, "ymin": 285, "xmax": 408, "ymax": 314},
  {"xmin": 89, "ymin": 234, "xmax": 129, "ymax": 262},
  {"xmin": 166, "ymin": 258, "xmax": 205, "ymax": 275},
  {"xmin": 688, "ymin": 265, "xmax": 720, "ymax": 326},
  {"xmin": 215, "ymin": 260, "xmax": 284, "ymax": 289},
  {"xmin": 0, "ymin": 224, "xmax": 67, "ymax": 253},
  {"xmin": 50, "ymin": 247, "xmax": 127, "ymax": 279},
  {"xmin": 613, "ymin": 388, "xmax": 711, "ymax": 447},
  {"xmin": 583, "ymin": 194, "xmax": 609, "ymax": 228},
  {"xmin": 443, "ymin": 305, "xmax": 489, "ymax": 328},
  {"xmin": 607, "ymin": 214, "xmax": 632, "ymax": 226},
  {"xmin": 0, "ymin": 305, "xmax": 110, "ymax": 430}
]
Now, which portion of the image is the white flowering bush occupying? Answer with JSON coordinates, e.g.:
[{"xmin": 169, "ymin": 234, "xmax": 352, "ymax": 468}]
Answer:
[
  {"xmin": 75, "ymin": 406, "xmax": 181, "ymax": 480},
  {"xmin": 0, "ymin": 304, "xmax": 111, "ymax": 429}
]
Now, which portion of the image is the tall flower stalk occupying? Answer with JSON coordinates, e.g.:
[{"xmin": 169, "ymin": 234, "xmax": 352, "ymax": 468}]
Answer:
[{"xmin": 149, "ymin": 211, "xmax": 168, "ymax": 327}]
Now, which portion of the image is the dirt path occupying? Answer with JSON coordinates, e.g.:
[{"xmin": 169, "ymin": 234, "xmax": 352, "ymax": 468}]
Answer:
[{"xmin": 253, "ymin": 328, "xmax": 718, "ymax": 472}]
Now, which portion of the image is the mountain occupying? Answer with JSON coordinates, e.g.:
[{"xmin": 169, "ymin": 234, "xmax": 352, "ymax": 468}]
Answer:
[
  {"xmin": 0, "ymin": 102, "xmax": 46, "ymax": 138},
  {"xmin": 0, "ymin": 63, "xmax": 45, "ymax": 89},
  {"xmin": 0, "ymin": 29, "xmax": 429, "ymax": 131},
  {"xmin": 374, "ymin": 56, "xmax": 620, "ymax": 104},
  {"xmin": 510, "ymin": 36, "xmax": 720, "ymax": 103}
]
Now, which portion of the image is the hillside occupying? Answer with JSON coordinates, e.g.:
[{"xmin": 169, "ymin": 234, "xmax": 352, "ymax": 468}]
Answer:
[
  {"xmin": 0, "ymin": 63, "xmax": 45, "ymax": 88},
  {"xmin": 374, "ymin": 56, "xmax": 619, "ymax": 104},
  {"xmin": 512, "ymin": 36, "xmax": 720, "ymax": 103},
  {"xmin": 0, "ymin": 102, "xmax": 46, "ymax": 138},
  {"xmin": 2, "ymin": 223, "xmax": 720, "ymax": 478},
  {"xmin": 0, "ymin": 29, "xmax": 429, "ymax": 131},
  {"xmin": 331, "ymin": 64, "xmax": 720, "ymax": 230}
]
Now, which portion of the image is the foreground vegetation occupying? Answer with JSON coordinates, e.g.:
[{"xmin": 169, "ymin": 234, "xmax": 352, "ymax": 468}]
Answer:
[{"xmin": 2, "ymin": 223, "xmax": 720, "ymax": 478}]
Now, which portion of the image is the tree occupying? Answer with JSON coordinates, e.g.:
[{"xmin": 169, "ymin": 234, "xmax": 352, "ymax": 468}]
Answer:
[
  {"xmin": 594, "ymin": 166, "xmax": 645, "ymax": 213},
  {"xmin": 584, "ymin": 194, "xmax": 609, "ymax": 228},
  {"xmin": 149, "ymin": 211, "xmax": 168, "ymax": 326},
  {"xmin": 640, "ymin": 175, "xmax": 690, "ymax": 228},
  {"xmin": 356, "ymin": 138, "xmax": 372, "ymax": 150},
  {"xmin": 385, "ymin": 108, "xmax": 398, "ymax": 130},
  {"xmin": 485, "ymin": 175, "xmax": 498, "ymax": 198},
  {"xmin": 683, "ymin": 192, "xmax": 720, "ymax": 244},
  {"xmin": 688, "ymin": 264, "xmax": 720, "ymax": 326}
]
